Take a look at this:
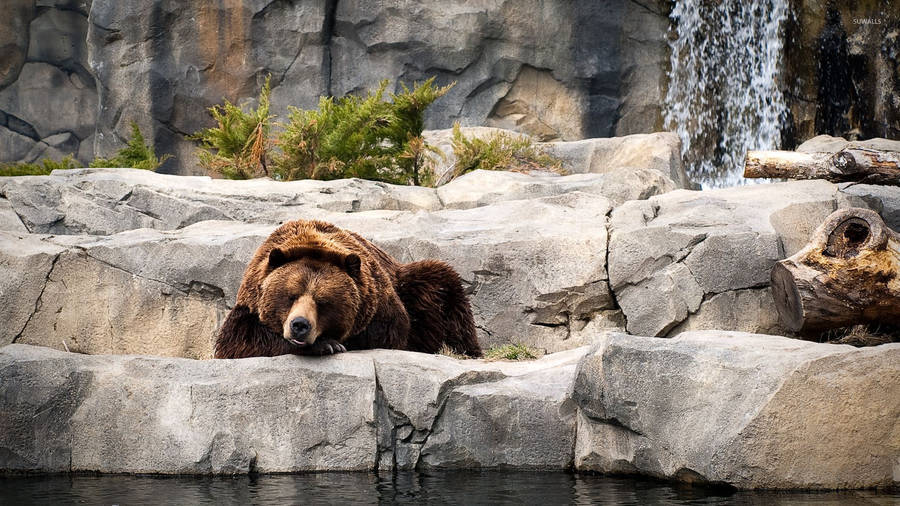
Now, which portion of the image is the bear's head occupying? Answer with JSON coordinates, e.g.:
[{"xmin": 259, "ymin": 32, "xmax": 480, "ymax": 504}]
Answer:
[{"xmin": 257, "ymin": 245, "xmax": 362, "ymax": 348}]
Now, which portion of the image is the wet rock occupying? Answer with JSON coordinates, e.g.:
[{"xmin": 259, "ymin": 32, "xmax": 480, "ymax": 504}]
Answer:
[{"xmin": 573, "ymin": 331, "xmax": 900, "ymax": 489}]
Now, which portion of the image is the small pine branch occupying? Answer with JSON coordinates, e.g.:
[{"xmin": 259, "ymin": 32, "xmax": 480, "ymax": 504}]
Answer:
[{"xmin": 90, "ymin": 123, "xmax": 170, "ymax": 171}]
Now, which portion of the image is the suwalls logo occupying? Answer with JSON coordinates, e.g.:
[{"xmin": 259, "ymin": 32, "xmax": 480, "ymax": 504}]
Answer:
[{"xmin": 852, "ymin": 17, "xmax": 883, "ymax": 25}]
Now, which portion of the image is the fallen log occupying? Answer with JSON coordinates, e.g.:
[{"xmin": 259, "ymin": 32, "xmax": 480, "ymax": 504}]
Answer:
[
  {"xmin": 771, "ymin": 208, "xmax": 900, "ymax": 335},
  {"xmin": 744, "ymin": 148, "xmax": 900, "ymax": 185}
]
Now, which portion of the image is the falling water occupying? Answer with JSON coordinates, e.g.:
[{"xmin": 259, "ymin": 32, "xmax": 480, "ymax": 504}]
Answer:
[{"xmin": 664, "ymin": 0, "xmax": 790, "ymax": 188}]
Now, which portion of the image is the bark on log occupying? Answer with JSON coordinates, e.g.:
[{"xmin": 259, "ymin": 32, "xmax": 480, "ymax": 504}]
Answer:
[
  {"xmin": 771, "ymin": 208, "xmax": 900, "ymax": 334},
  {"xmin": 744, "ymin": 148, "xmax": 900, "ymax": 185}
]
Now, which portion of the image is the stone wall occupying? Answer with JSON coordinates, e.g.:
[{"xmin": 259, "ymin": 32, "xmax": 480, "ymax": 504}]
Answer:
[{"xmin": 0, "ymin": 0, "xmax": 671, "ymax": 174}]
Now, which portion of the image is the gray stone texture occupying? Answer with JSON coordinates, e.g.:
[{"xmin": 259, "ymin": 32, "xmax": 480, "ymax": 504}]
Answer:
[
  {"xmin": 3, "ymin": 168, "xmax": 898, "ymax": 357},
  {"xmin": 606, "ymin": 179, "xmax": 890, "ymax": 337},
  {"xmin": 2, "ymin": 0, "xmax": 671, "ymax": 173},
  {"xmin": 572, "ymin": 331, "xmax": 900, "ymax": 489},
  {"xmin": 2, "ymin": 332, "xmax": 897, "ymax": 490},
  {"xmin": 1, "ymin": 167, "xmax": 659, "ymax": 356},
  {"xmin": 0, "ymin": 343, "xmax": 587, "ymax": 474}
]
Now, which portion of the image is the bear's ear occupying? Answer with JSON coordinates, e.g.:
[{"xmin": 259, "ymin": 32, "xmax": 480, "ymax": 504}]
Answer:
[
  {"xmin": 344, "ymin": 253, "xmax": 361, "ymax": 279},
  {"xmin": 268, "ymin": 247, "xmax": 289, "ymax": 270}
]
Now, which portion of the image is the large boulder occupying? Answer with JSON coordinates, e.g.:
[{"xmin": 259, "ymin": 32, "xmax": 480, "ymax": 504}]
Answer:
[
  {"xmin": 436, "ymin": 169, "xmax": 676, "ymax": 209},
  {"xmin": 3, "ymin": 334, "xmax": 896, "ymax": 489},
  {"xmin": 0, "ymin": 343, "xmax": 587, "ymax": 474},
  {"xmin": 572, "ymin": 331, "xmax": 900, "ymax": 489},
  {"xmin": 541, "ymin": 132, "xmax": 689, "ymax": 189},
  {"xmin": 1, "ymin": 178, "xmax": 620, "ymax": 356},
  {"xmin": 423, "ymin": 128, "xmax": 688, "ymax": 190},
  {"xmin": 0, "ymin": 344, "xmax": 378, "ymax": 473},
  {"xmin": 0, "ymin": 168, "xmax": 441, "ymax": 235},
  {"xmin": 373, "ymin": 347, "xmax": 585, "ymax": 470},
  {"xmin": 607, "ymin": 180, "xmax": 877, "ymax": 337}
]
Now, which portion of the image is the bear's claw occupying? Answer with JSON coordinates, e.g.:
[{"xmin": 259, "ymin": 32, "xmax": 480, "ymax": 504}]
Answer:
[{"xmin": 311, "ymin": 339, "xmax": 347, "ymax": 355}]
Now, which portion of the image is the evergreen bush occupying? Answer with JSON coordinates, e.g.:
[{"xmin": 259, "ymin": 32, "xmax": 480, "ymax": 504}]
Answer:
[
  {"xmin": 0, "ymin": 155, "xmax": 77, "ymax": 177},
  {"xmin": 90, "ymin": 122, "xmax": 170, "ymax": 171},
  {"xmin": 193, "ymin": 75, "xmax": 272, "ymax": 179}
]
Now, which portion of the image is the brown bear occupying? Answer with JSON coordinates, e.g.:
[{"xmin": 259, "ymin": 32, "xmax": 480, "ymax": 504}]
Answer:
[{"xmin": 214, "ymin": 220, "xmax": 482, "ymax": 358}]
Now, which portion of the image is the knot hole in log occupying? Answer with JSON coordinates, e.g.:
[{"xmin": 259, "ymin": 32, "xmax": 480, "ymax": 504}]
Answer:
[
  {"xmin": 830, "ymin": 150, "xmax": 857, "ymax": 175},
  {"xmin": 825, "ymin": 218, "xmax": 870, "ymax": 259}
]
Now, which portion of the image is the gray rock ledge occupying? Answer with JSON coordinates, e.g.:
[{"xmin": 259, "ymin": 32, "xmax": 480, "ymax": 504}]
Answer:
[{"xmin": 2, "ymin": 331, "xmax": 897, "ymax": 490}]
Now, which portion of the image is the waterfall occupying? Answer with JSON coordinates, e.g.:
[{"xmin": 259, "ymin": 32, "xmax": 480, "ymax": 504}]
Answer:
[{"xmin": 664, "ymin": 0, "xmax": 790, "ymax": 188}]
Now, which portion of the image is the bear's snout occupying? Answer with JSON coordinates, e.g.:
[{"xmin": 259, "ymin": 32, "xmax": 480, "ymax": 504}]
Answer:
[{"xmin": 290, "ymin": 317, "xmax": 311, "ymax": 340}]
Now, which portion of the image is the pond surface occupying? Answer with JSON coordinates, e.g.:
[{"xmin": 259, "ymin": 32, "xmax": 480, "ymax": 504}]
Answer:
[{"xmin": 2, "ymin": 471, "xmax": 897, "ymax": 505}]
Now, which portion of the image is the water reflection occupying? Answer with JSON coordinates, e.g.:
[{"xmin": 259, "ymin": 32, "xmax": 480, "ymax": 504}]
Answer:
[{"xmin": 1, "ymin": 472, "xmax": 896, "ymax": 505}]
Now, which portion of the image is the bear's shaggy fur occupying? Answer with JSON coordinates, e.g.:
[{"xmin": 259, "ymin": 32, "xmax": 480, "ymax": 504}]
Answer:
[{"xmin": 214, "ymin": 220, "xmax": 482, "ymax": 358}]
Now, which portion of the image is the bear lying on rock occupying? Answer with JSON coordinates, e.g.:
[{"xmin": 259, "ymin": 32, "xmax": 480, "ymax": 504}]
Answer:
[{"xmin": 215, "ymin": 220, "xmax": 482, "ymax": 358}]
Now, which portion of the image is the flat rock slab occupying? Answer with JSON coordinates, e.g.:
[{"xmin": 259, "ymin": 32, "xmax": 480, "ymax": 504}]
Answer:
[
  {"xmin": 0, "ymin": 166, "xmax": 676, "ymax": 235},
  {"xmin": 3, "ymin": 333, "xmax": 896, "ymax": 490},
  {"xmin": 572, "ymin": 331, "xmax": 900, "ymax": 490},
  {"xmin": 1, "ymin": 191, "xmax": 616, "ymax": 357},
  {"xmin": 0, "ymin": 344, "xmax": 587, "ymax": 474}
]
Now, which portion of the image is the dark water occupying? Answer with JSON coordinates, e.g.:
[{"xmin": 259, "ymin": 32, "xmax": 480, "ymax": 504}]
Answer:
[{"xmin": 1, "ymin": 472, "xmax": 897, "ymax": 505}]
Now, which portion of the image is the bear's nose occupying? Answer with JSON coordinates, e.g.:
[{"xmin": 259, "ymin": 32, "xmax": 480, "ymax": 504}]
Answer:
[{"xmin": 290, "ymin": 317, "xmax": 311, "ymax": 338}]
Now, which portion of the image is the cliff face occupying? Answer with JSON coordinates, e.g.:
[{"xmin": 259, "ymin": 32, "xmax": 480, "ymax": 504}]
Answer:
[
  {"xmin": 1, "ymin": 1, "xmax": 896, "ymax": 177},
  {"xmin": 0, "ymin": 0, "xmax": 670, "ymax": 174},
  {"xmin": 783, "ymin": 0, "xmax": 900, "ymax": 146}
]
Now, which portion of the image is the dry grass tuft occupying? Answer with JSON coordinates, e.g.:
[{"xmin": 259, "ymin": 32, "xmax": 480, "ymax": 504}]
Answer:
[{"xmin": 821, "ymin": 324, "xmax": 900, "ymax": 347}]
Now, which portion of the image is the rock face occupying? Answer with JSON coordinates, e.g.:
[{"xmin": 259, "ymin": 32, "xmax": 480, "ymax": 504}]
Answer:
[
  {"xmin": 573, "ymin": 331, "xmax": 900, "ymax": 489},
  {"xmin": 785, "ymin": 1, "xmax": 900, "ymax": 142},
  {"xmin": 1, "ymin": 0, "xmax": 671, "ymax": 172},
  {"xmin": 0, "ymin": 1, "xmax": 95, "ymax": 165},
  {"xmin": 607, "ymin": 179, "xmax": 880, "ymax": 337},
  {"xmin": 3, "ymin": 168, "xmax": 898, "ymax": 356},
  {"xmin": 3, "ymin": 167, "xmax": 682, "ymax": 356},
  {"xmin": 0, "ymin": 343, "xmax": 586, "ymax": 474},
  {"xmin": 3, "ymin": 332, "xmax": 897, "ymax": 490}
]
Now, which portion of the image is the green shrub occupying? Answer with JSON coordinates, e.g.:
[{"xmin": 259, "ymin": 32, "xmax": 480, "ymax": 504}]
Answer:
[
  {"xmin": 0, "ymin": 155, "xmax": 77, "ymax": 177},
  {"xmin": 274, "ymin": 78, "xmax": 453, "ymax": 185},
  {"xmin": 193, "ymin": 75, "xmax": 272, "ymax": 179},
  {"xmin": 90, "ymin": 122, "xmax": 170, "ymax": 171},
  {"xmin": 483, "ymin": 343, "xmax": 541, "ymax": 361},
  {"xmin": 449, "ymin": 122, "xmax": 564, "ymax": 181},
  {"xmin": 193, "ymin": 77, "xmax": 452, "ymax": 185}
]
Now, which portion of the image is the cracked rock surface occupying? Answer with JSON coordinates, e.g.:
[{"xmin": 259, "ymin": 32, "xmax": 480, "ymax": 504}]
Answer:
[
  {"xmin": 3, "ymin": 332, "xmax": 897, "ymax": 490},
  {"xmin": 572, "ymin": 332, "xmax": 900, "ymax": 489},
  {"xmin": 0, "ymin": 343, "xmax": 587, "ymax": 474},
  {"xmin": 607, "ymin": 179, "xmax": 882, "ymax": 336},
  {"xmin": 1, "ymin": 168, "xmax": 658, "ymax": 357}
]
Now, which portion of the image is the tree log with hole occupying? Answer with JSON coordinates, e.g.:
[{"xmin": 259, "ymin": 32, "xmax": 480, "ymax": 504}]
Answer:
[
  {"xmin": 771, "ymin": 208, "xmax": 900, "ymax": 335},
  {"xmin": 744, "ymin": 148, "xmax": 900, "ymax": 185}
]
